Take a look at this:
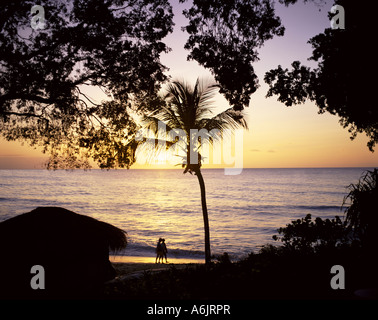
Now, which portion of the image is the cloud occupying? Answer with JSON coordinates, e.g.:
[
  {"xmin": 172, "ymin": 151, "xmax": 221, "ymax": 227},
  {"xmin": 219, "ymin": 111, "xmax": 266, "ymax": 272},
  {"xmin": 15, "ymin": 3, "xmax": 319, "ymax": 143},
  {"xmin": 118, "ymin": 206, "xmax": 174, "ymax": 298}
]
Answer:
[{"xmin": 249, "ymin": 149, "xmax": 261, "ymax": 152}]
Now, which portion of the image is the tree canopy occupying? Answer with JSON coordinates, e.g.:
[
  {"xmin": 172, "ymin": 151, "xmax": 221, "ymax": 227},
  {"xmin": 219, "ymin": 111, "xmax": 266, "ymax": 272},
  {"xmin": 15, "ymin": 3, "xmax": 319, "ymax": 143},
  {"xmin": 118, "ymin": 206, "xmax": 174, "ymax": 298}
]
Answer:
[
  {"xmin": 1, "ymin": 0, "xmax": 174, "ymax": 168},
  {"xmin": 1, "ymin": 0, "xmax": 289, "ymax": 168},
  {"xmin": 181, "ymin": 0, "xmax": 285, "ymax": 111},
  {"xmin": 264, "ymin": 0, "xmax": 378, "ymax": 151},
  {"xmin": 5, "ymin": 0, "xmax": 360, "ymax": 167}
]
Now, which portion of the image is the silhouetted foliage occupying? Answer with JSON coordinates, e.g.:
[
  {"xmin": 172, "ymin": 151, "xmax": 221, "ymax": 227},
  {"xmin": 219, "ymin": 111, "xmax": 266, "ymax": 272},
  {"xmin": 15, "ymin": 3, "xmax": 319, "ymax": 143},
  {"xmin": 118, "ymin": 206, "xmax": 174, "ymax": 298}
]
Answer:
[
  {"xmin": 143, "ymin": 78, "xmax": 248, "ymax": 172},
  {"xmin": 265, "ymin": 0, "xmax": 378, "ymax": 151},
  {"xmin": 0, "ymin": 0, "xmax": 173, "ymax": 168},
  {"xmin": 343, "ymin": 169, "xmax": 378, "ymax": 248},
  {"xmin": 216, "ymin": 252, "xmax": 232, "ymax": 265},
  {"xmin": 180, "ymin": 0, "xmax": 285, "ymax": 110},
  {"xmin": 272, "ymin": 214, "xmax": 350, "ymax": 253},
  {"xmin": 2, "ymin": 0, "xmax": 323, "ymax": 167},
  {"xmin": 278, "ymin": 0, "xmax": 327, "ymax": 5},
  {"xmin": 1, "ymin": 0, "xmax": 288, "ymax": 167},
  {"xmin": 106, "ymin": 246, "xmax": 356, "ymax": 299}
]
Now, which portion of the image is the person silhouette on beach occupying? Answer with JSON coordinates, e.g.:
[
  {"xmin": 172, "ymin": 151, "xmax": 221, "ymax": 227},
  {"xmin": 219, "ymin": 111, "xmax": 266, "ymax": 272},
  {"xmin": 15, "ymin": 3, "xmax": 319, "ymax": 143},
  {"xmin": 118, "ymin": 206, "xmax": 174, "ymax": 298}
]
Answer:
[
  {"xmin": 155, "ymin": 238, "xmax": 168, "ymax": 263},
  {"xmin": 155, "ymin": 238, "xmax": 164, "ymax": 264},
  {"xmin": 161, "ymin": 238, "xmax": 168, "ymax": 263}
]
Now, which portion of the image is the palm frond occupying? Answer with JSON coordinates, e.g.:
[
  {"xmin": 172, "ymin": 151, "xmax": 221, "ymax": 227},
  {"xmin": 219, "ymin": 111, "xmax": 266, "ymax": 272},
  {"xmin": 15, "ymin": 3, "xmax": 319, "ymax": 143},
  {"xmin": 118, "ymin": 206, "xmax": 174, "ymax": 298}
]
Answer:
[
  {"xmin": 196, "ymin": 82, "xmax": 218, "ymax": 120},
  {"xmin": 139, "ymin": 77, "xmax": 249, "ymax": 167},
  {"xmin": 199, "ymin": 108, "xmax": 248, "ymax": 133},
  {"xmin": 141, "ymin": 112, "xmax": 162, "ymax": 135}
]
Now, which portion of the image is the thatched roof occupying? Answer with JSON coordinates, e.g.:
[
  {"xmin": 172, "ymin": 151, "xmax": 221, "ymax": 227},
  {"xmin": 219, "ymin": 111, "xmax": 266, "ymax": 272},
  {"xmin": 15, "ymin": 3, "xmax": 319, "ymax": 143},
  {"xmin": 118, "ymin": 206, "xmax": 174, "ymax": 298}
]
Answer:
[
  {"xmin": 0, "ymin": 207, "xmax": 127, "ymax": 252},
  {"xmin": 0, "ymin": 207, "xmax": 127, "ymax": 298}
]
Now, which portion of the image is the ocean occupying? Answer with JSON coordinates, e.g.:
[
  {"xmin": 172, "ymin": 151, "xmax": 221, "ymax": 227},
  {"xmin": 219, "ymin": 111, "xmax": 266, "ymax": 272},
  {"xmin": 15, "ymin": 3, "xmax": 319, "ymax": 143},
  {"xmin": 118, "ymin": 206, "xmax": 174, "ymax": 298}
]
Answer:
[{"xmin": 0, "ymin": 168, "xmax": 373, "ymax": 261}]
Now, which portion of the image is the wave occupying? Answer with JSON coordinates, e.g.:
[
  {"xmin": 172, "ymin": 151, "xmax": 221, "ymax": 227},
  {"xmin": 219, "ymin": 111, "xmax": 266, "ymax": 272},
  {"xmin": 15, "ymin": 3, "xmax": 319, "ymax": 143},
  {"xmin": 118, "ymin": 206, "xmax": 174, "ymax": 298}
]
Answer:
[
  {"xmin": 289, "ymin": 205, "xmax": 341, "ymax": 211},
  {"xmin": 0, "ymin": 197, "xmax": 14, "ymax": 202},
  {"xmin": 244, "ymin": 204, "xmax": 342, "ymax": 212}
]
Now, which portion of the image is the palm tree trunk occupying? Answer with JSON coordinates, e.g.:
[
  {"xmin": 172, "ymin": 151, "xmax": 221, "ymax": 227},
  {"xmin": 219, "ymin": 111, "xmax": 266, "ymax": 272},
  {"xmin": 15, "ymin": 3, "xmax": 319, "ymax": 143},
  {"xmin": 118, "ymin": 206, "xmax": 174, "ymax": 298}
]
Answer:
[{"xmin": 195, "ymin": 168, "xmax": 211, "ymax": 265}]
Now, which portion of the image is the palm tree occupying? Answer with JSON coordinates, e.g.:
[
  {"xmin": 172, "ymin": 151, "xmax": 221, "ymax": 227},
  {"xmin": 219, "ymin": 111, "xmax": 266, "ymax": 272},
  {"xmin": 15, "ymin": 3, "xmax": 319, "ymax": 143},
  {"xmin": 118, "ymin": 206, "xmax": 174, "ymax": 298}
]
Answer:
[
  {"xmin": 343, "ymin": 168, "xmax": 378, "ymax": 248},
  {"xmin": 141, "ymin": 78, "xmax": 248, "ymax": 265}
]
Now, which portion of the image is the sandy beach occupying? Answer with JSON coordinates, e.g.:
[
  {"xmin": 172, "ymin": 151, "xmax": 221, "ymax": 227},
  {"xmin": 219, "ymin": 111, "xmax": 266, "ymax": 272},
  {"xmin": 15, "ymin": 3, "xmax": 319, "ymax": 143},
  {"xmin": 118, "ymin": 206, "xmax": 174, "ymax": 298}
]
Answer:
[
  {"xmin": 111, "ymin": 262, "xmax": 200, "ymax": 278},
  {"xmin": 110, "ymin": 256, "xmax": 203, "ymax": 279},
  {"xmin": 110, "ymin": 255, "xmax": 204, "ymax": 264}
]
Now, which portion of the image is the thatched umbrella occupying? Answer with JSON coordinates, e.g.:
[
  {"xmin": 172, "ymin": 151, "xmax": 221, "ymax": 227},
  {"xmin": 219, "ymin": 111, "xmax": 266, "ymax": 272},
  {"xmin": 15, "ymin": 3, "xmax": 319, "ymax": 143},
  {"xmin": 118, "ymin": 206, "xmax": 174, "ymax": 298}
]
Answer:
[{"xmin": 0, "ymin": 207, "xmax": 127, "ymax": 298}]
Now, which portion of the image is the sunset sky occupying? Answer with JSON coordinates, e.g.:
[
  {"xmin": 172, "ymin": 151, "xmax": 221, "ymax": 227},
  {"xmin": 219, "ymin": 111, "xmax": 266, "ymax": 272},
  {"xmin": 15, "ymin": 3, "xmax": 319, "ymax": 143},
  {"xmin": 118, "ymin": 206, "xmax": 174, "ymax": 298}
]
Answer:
[{"xmin": 1, "ymin": 0, "xmax": 377, "ymax": 169}]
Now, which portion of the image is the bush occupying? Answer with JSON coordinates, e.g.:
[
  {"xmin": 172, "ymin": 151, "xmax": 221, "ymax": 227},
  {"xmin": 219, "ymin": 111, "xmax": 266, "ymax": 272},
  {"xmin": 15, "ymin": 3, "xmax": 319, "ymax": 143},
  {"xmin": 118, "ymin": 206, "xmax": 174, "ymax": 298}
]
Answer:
[
  {"xmin": 343, "ymin": 168, "xmax": 378, "ymax": 248},
  {"xmin": 272, "ymin": 214, "xmax": 351, "ymax": 254}
]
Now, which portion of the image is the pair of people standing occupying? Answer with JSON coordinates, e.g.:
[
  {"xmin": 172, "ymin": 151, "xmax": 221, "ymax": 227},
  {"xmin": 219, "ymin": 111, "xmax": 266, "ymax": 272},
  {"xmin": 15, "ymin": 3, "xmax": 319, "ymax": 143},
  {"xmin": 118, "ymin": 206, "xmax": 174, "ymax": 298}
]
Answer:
[{"xmin": 155, "ymin": 238, "xmax": 168, "ymax": 263}]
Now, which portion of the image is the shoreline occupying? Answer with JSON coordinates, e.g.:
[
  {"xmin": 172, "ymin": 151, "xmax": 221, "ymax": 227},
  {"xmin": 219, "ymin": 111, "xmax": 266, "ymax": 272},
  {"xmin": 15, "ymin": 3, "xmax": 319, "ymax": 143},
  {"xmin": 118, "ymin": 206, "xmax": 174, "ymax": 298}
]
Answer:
[
  {"xmin": 110, "ymin": 255, "xmax": 204, "ymax": 265},
  {"xmin": 110, "ymin": 257, "xmax": 202, "ymax": 280}
]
